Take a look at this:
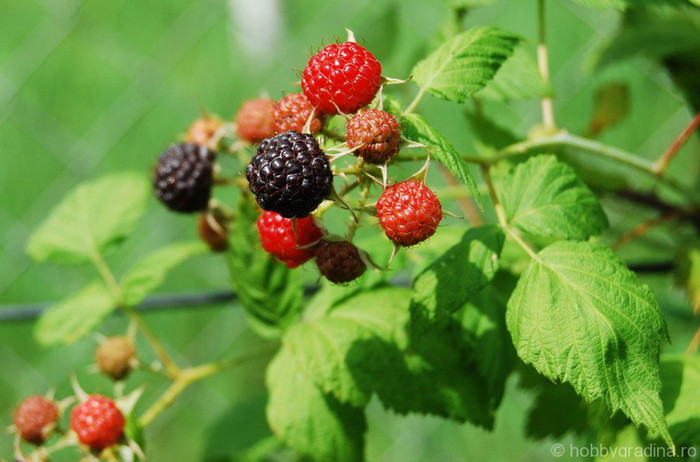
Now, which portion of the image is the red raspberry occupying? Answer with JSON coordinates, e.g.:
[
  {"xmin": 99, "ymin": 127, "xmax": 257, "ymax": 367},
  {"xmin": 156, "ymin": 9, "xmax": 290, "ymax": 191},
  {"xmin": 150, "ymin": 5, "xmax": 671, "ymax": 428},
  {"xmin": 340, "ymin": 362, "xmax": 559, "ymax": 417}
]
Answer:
[
  {"xmin": 273, "ymin": 93, "xmax": 322, "ymax": 134},
  {"xmin": 315, "ymin": 240, "xmax": 366, "ymax": 284},
  {"xmin": 376, "ymin": 180, "xmax": 442, "ymax": 246},
  {"xmin": 70, "ymin": 395, "xmax": 125, "ymax": 451},
  {"xmin": 235, "ymin": 98, "xmax": 276, "ymax": 143},
  {"xmin": 301, "ymin": 41, "xmax": 382, "ymax": 114},
  {"xmin": 185, "ymin": 116, "xmax": 222, "ymax": 147},
  {"xmin": 13, "ymin": 396, "xmax": 59, "ymax": 445},
  {"xmin": 257, "ymin": 211, "xmax": 323, "ymax": 268},
  {"xmin": 346, "ymin": 108, "xmax": 401, "ymax": 164}
]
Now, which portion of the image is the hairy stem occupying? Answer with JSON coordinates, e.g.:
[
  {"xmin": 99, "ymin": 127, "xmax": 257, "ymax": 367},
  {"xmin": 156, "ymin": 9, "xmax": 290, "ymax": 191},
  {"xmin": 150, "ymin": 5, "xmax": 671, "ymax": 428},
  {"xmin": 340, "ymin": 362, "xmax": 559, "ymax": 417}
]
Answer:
[
  {"xmin": 138, "ymin": 347, "xmax": 275, "ymax": 427},
  {"xmin": 653, "ymin": 113, "xmax": 700, "ymax": 176},
  {"xmin": 537, "ymin": 0, "xmax": 556, "ymax": 130},
  {"xmin": 90, "ymin": 250, "xmax": 180, "ymax": 379}
]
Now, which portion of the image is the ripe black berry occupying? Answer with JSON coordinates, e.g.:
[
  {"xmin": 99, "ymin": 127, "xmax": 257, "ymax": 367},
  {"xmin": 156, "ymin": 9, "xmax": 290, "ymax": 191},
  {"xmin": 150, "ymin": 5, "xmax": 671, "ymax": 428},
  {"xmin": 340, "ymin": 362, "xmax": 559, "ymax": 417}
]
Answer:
[
  {"xmin": 154, "ymin": 143, "xmax": 215, "ymax": 213},
  {"xmin": 315, "ymin": 240, "xmax": 366, "ymax": 284},
  {"xmin": 246, "ymin": 131, "xmax": 333, "ymax": 218}
]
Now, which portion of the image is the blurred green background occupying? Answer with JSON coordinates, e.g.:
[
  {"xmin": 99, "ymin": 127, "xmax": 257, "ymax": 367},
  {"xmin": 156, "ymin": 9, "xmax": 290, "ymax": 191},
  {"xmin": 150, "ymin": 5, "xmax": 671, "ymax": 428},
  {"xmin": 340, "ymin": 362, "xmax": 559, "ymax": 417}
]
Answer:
[{"xmin": 1, "ymin": 0, "xmax": 698, "ymax": 460}]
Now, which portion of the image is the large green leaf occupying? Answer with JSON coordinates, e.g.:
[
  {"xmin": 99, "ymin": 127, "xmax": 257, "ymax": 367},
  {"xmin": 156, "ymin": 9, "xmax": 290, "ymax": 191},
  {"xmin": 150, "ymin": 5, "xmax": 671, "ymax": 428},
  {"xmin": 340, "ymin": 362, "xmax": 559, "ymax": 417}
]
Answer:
[
  {"xmin": 412, "ymin": 27, "xmax": 521, "ymax": 103},
  {"xmin": 497, "ymin": 155, "xmax": 608, "ymax": 240},
  {"xmin": 266, "ymin": 345, "xmax": 366, "ymax": 462},
  {"xmin": 120, "ymin": 241, "xmax": 208, "ymax": 306},
  {"xmin": 410, "ymin": 225, "xmax": 504, "ymax": 331},
  {"xmin": 284, "ymin": 287, "xmax": 412, "ymax": 407},
  {"xmin": 26, "ymin": 173, "xmax": 150, "ymax": 264},
  {"xmin": 34, "ymin": 281, "xmax": 115, "ymax": 345},
  {"xmin": 401, "ymin": 113, "xmax": 480, "ymax": 200},
  {"xmin": 476, "ymin": 45, "xmax": 549, "ymax": 101},
  {"xmin": 227, "ymin": 195, "xmax": 303, "ymax": 338},
  {"xmin": 507, "ymin": 241, "xmax": 673, "ymax": 447}
]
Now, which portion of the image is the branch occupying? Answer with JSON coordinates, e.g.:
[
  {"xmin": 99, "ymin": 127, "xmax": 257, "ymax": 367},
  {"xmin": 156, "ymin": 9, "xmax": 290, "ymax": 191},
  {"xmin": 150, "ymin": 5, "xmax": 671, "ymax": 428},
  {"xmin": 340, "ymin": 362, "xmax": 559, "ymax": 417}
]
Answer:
[
  {"xmin": 653, "ymin": 113, "xmax": 700, "ymax": 176},
  {"xmin": 537, "ymin": 0, "xmax": 556, "ymax": 130}
]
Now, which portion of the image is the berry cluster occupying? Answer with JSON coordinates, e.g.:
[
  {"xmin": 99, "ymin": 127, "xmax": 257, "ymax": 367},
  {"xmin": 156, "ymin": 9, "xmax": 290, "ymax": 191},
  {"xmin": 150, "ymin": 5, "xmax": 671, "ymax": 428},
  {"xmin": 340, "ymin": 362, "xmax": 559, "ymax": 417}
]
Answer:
[{"xmin": 151, "ymin": 33, "xmax": 444, "ymax": 284}]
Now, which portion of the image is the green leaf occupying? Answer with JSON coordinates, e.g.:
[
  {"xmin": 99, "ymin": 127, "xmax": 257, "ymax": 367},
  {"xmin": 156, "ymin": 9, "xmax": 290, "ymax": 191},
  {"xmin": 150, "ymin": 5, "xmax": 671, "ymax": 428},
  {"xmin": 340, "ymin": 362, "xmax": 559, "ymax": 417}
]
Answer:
[
  {"xmin": 497, "ymin": 155, "xmax": 608, "ymax": 240},
  {"xmin": 411, "ymin": 225, "xmax": 504, "ymax": 330},
  {"xmin": 401, "ymin": 113, "xmax": 480, "ymax": 200},
  {"xmin": 464, "ymin": 110, "xmax": 519, "ymax": 158},
  {"xmin": 476, "ymin": 45, "xmax": 549, "ymax": 101},
  {"xmin": 284, "ymin": 287, "xmax": 412, "ymax": 407},
  {"xmin": 507, "ymin": 241, "xmax": 673, "ymax": 448},
  {"xmin": 458, "ymin": 271, "xmax": 518, "ymax": 408},
  {"xmin": 412, "ymin": 27, "xmax": 521, "ymax": 103},
  {"xmin": 227, "ymin": 195, "xmax": 303, "ymax": 338},
  {"xmin": 674, "ymin": 240, "xmax": 700, "ymax": 315},
  {"xmin": 34, "ymin": 281, "xmax": 115, "ymax": 345},
  {"xmin": 659, "ymin": 355, "xmax": 700, "ymax": 444},
  {"xmin": 120, "ymin": 241, "xmax": 208, "ymax": 306},
  {"xmin": 27, "ymin": 172, "xmax": 150, "ymax": 264},
  {"xmin": 266, "ymin": 345, "xmax": 366, "ymax": 462}
]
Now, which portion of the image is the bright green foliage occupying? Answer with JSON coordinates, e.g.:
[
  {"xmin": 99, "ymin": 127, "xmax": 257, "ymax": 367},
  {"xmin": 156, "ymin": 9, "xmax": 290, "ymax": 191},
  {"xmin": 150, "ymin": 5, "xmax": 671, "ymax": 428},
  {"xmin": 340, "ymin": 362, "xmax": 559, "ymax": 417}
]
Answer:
[
  {"xmin": 659, "ymin": 355, "xmax": 700, "ymax": 444},
  {"xmin": 266, "ymin": 345, "xmax": 366, "ymax": 462},
  {"xmin": 284, "ymin": 287, "xmax": 411, "ymax": 407},
  {"xmin": 412, "ymin": 27, "xmax": 521, "ymax": 103},
  {"xmin": 458, "ymin": 272, "xmax": 517, "ymax": 407},
  {"xmin": 34, "ymin": 281, "xmax": 114, "ymax": 345},
  {"xmin": 411, "ymin": 225, "xmax": 504, "ymax": 330},
  {"xmin": 476, "ymin": 45, "xmax": 549, "ymax": 101},
  {"xmin": 507, "ymin": 241, "xmax": 673, "ymax": 447},
  {"xmin": 120, "ymin": 241, "xmax": 208, "ymax": 306},
  {"xmin": 227, "ymin": 195, "xmax": 303, "ymax": 338},
  {"xmin": 401, "ymin": 113, "xmax": 479, "ymax": 199},
  {"xmin": 497, "ymin": 155, "xmax": 608, "ymax": 240},
  {"xmin": 26, "ymin": 172, "xmax": 149, "ymax": 264}
]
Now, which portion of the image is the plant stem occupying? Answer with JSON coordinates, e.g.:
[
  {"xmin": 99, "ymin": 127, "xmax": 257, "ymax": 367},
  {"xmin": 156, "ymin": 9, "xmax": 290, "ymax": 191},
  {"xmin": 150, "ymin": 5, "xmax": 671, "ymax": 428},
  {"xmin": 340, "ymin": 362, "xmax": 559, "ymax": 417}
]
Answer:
[
  {"xmin": 611, "ymin": 210, "xmax": 683, "ymax": 250},
  {"xmin": 481, "ymin": 165, "xmax": 540, "ymax": 261},
  {"xmin": 403, "ymin": 86, "xmax": 427, "ymax": 115},
  {"xmin": 537, "ymin": 0, "xmax": 556, "ymax": 130},
  {"xmin": 137, "ymin": 347, "xmax": 275, "ymax": 427},
  {"xmin": 653, "ymin": 113, "xmax": 700, "ymax": 176},
  {"xmin": 90, "ymin": 250, "xmax": 181, "ymax": 379}
]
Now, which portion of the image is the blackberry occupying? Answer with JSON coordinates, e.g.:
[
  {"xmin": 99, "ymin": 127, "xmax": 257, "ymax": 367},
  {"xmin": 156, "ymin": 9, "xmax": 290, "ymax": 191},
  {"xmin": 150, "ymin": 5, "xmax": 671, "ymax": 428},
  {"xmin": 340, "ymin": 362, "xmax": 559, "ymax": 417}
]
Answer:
[
  {"xmin": 315, "ymin": 240, "xmax": 366, "ymax": 284},
  {"xmin": 154, "ymin": 143, "xmax": 215, "ymax": 213},
  {"xmin": 246, "ymin": 131, "xmax": 333, "ymax": 218}
]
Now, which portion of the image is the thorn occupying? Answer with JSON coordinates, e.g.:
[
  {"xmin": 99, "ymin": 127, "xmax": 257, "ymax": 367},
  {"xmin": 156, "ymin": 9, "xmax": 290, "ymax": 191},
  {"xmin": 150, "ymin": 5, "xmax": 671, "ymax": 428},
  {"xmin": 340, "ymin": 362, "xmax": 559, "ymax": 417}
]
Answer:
[
  {"xmin": 363, "ymin": 170, "xmax": 385, "ymax": 188},
  {"xmin": 117, "ymin": 386, "xmax": 145, "ymax": 415},
  {"xmin": 358, "ymin": 248, "xmax": 385, "ymax": 273},
  {"xmin": 345, "ymin": 28, "xmax": 356, "ymax": 43},
  {"xmin": 329, "ymin": 188, "xmax": 359, "ymax": 223},
  {"xmin": 327, "ymin": 145, "xmax": 361, "ymax": 163},
  {"xmin": 381, "ymin": 75, "xmax": 413, "ymax": 85},
  {"xmin": 408, "ymin": 155, "xmax": 431, "ymax": 182},
  {"xmin": 387, "ymin": 243, "xmax": 401, "ymax": 267},
  {"xmin": 302, "ymin": 106, "xmax": 319, "ymax": 135},
  {"xmin": 443, "ymin": 210, "xmax": 462, "ymax": 219},
  {"xmin": 379, "ymin": 164, "xmax": 389, "ymax": 188},
  {"xmin": 401, "ymin": 139, "xmax": 428, "ymax": 150}
]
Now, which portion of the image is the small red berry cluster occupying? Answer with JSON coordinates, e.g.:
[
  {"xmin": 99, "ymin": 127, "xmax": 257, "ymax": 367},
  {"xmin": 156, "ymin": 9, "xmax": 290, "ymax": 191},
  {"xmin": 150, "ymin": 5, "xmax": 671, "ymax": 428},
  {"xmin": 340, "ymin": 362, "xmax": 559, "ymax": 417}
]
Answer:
[{"xmin": 154, "ymin": 34, "xmax": 444, "ymax": 284}]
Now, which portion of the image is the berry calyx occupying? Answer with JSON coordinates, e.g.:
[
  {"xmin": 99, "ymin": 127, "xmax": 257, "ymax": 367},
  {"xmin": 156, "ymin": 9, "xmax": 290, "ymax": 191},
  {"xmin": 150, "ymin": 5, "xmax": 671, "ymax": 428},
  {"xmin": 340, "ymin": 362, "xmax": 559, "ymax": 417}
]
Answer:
[
  {"xmin": 315, "ymin": 240, "xmax": 366, "ymax": 284},
  {"xmin": 70, "ymin": 395, "xmax": 125, "ymax": 451},
  {"xmin": 154, "ymin": 143, "xmax": 216, "ymax": 213},
  {"xmin": 184, "ymin": 116, "xmax": 223, "ymax": 147},
  {"xmin": 13, "ymin": 396, "xmax": 59, "ymax": 445},
  {"xmin": 257, "ymin": 211, "xmax": 323, "ymax": 268},
  {"xmin": 235, "ymin": 98, "xmax": 276, "ymax": 143},
  {"xmin": 273, "ymin": 93, "xmax": 322, "ymax": 134},
  {"xmin": 246, "ymin": 131, "xmax": 333, "ymax": 218},
  {"xmin": 95, "ymin": 336, "xmax": 136, "ymax": 381},
  {"xmin": 346, "ymin": 108, "xmax": 401, "ymax": 164},
  {"xmin": 302, "ymin": 41, "xmax": 382, "ymax": 114},
  {"xmin": 197, "ymin": 212, "xmax": 229, "ymax": 252},
  {"xmin": 376, "ymin": 180, "xmax": 442, "ymax": 246}
]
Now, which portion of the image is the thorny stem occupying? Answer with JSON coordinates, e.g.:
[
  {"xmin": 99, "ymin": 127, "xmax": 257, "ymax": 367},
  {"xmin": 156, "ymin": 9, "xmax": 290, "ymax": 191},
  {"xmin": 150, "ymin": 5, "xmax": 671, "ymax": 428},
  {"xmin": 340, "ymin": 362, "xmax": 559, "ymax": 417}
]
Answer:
[
  {"xmin": 537, "ymin": 0, "xmax": 556, "ymax": 130},
  {"xmin": 138, "ymin": 347, "xmax": 275, "ymax": 427},
  {"xmin": 481, "ymin": 165, "xmax": 541, "ymax": 261},
  {"xmin": 653, "ymin": 113, "xmax": 700, "ymax": 176},
  {"xmin": 90, "ymin": 250, "xmax": 181, "ymax": 379}
]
